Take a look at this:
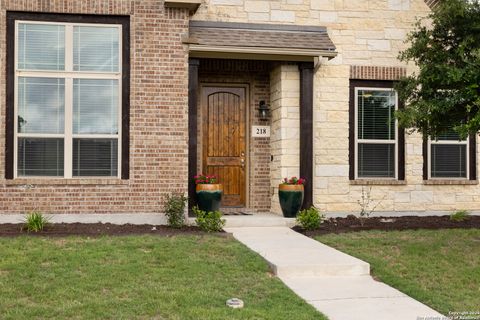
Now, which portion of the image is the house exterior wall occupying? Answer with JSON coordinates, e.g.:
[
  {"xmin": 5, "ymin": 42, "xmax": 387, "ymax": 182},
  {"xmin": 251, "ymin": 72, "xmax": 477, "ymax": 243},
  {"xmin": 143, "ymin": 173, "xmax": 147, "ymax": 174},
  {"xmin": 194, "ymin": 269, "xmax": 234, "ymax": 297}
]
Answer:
[
  {"xmin": 0, "ymin": 0, "xmax": 190, "ymax": 213},
  {"xmin": 0, "ymin": 0, "xmax": 477, "ymax": 216},
  {"xmin": 194, "ymin": 0, "xmax": 480, "ymax": 215}
]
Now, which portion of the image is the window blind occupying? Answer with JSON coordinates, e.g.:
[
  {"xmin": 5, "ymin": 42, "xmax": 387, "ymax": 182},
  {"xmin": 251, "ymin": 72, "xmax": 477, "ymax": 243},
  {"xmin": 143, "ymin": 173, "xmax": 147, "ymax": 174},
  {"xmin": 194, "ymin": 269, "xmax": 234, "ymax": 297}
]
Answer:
[
  {"xmin": 356, "ymin": 89, "xmax": 397, "ymax": 178},
  {"xmin": 430, "ymin": 130, "xmax": 467, "ymax": 178},
  {"xmin": 435, "ymin": 130, "xmax": 461, "ymax": 141},
  {"xmin": 357, "ymin": 90, "xmax": 395, "ymax": 140},
  {"xmin": 73, "ymin": 26, "xmax": 119, "ymax": 72},
  {"xmin": 431, "ymin": 144, "xmax": 467, "ymax": 178},
  {"xmin": 73, "ymin": 139, "xmax": 118, "ymax": 177},
  {"xmin": 18, "ymin": 138, "xmax": 64, "ymax": 176},
  {"xmin": 18, "ymin": 23, "xmax": 65, "ymax": 71},
  {"xmin": 358, "ymin": 143, "xmax": 395, "ymax": 178}
]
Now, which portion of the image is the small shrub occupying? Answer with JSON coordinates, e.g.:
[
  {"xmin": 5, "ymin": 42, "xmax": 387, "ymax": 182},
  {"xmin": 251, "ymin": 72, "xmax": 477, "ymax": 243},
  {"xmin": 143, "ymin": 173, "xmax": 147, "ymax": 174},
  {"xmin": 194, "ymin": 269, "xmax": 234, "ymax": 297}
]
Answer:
[
  {"xmin": 450, "ymin": 210, "xmax": 470, "ymax": 222},
  {"xmin": 23, "ymin": 211, "xmax": 49, "ymax": 232},
  {"xmin": 296, "ymin": 206, "xmax": 325, "ymax": 231},
  {"xmin": 164, "ymin": 194, "xmax": 188, "ymax": 228},
  {"xmin": 192, "ymin": 206, "xmax": 225, "ymax": 232},
  {"xmin": 357, "ymin": 187, "xmax": 385, "ymax": 226}
]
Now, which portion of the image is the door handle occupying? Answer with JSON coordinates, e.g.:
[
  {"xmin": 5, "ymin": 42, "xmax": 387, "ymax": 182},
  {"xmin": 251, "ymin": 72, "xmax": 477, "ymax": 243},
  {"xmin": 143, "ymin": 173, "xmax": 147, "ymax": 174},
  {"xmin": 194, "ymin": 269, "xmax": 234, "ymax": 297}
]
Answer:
[{"xmin": 240, "ymin": 158, "xmax": 245, "ymax": 168}]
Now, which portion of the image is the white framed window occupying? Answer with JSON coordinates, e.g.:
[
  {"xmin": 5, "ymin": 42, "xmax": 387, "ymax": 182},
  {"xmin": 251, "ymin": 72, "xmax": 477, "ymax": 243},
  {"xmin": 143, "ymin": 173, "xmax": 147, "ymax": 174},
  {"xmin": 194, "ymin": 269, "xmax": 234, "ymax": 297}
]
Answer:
[
  {"xmin": 428, "ymin": 131, "xmax": 469, "ymax": 179},
  {"xmin": 354, "ymin": 87, "xmax": 398, "ymax": 179},
  {"xmin": 14, "ymin": 21, "xmax": 122, "ymax": 178}
]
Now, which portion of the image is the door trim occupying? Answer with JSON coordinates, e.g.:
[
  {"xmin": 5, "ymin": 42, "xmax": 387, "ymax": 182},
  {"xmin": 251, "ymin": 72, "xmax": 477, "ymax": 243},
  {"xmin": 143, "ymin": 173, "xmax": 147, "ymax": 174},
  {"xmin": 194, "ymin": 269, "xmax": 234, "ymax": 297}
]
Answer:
[{"xmin": 199, "ymin": 83, "xmax": 250, "ymax": 208}]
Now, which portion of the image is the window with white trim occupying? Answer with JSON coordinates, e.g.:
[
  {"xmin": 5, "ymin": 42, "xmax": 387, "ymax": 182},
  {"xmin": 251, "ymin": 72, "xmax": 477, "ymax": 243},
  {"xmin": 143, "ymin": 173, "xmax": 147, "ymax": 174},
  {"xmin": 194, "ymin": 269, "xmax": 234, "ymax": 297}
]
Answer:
[
  {"xmin": 355, "ymin": 88, "xmax": 398, "ymax": 178},
  {"xmin": 429, "ymin": 131, "xmax": 468, "ymax": 179},
  {"xmin": 14, "ymin": 21, "xmax": 122, "ymax": 178}
]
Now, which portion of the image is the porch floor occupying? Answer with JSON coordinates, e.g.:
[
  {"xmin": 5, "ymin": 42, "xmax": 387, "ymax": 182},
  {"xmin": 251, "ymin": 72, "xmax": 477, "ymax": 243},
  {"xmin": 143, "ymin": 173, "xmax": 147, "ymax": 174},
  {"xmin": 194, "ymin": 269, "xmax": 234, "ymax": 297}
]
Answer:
[{"xmin": 188, "ymin": 212, "xmax": 293, "ymax": 228}]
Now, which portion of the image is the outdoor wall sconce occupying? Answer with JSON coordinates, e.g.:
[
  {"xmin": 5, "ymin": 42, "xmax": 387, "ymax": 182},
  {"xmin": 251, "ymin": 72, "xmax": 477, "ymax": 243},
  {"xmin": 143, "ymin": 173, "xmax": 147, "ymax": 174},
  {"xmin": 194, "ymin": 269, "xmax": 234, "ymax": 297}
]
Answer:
[{"xmin": 258, "ymin": 100, "xmax": 270, "ymax": 121}]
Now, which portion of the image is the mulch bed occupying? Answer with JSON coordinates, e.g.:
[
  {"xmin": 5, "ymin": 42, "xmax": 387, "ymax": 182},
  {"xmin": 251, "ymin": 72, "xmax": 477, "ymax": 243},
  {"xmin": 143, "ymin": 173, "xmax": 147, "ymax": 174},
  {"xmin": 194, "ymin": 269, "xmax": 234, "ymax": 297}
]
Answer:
[
  {"xmin": 293, "ymin": 215, "xmax": 480, "ymax": 236},
  {"xmin": 0, "ymin": 223, "xmax": 224, "ymax": 237},
  {"xmin": 2, "ymin": 215, "xmax": 479, "ymax": 237}
]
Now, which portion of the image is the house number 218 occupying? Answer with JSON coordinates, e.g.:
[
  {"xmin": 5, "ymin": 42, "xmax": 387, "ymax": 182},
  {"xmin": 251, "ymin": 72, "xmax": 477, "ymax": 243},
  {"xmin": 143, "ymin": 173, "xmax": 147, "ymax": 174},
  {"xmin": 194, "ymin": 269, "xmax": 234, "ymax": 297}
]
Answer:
[{"xmin": 252, "ymin": 126, "xmax": 270, "ymax": 138}]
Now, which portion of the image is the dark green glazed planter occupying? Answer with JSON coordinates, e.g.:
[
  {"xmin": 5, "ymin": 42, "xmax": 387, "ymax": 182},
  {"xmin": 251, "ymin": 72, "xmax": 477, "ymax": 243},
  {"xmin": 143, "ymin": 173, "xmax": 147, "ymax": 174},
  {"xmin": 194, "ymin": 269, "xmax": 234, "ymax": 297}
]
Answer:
[
  {"xmin": 278, "ymin": 184, "xmax": 304, "ymax": 218},
  {"xmin": 196, "ymin": 184, "xmax": 223, "ymax": 212}
]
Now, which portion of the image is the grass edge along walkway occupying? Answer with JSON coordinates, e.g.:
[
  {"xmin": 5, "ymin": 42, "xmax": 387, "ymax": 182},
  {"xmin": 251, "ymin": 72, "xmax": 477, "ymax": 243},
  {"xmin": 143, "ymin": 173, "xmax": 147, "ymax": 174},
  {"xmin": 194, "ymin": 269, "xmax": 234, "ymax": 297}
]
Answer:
[
  {"xmin": 0, "ymin": 234, "xmax": 327, "ymax": 320},
  {"xmin": 317, "ymin": 228, "xmax": 480, "ymax": 316}
]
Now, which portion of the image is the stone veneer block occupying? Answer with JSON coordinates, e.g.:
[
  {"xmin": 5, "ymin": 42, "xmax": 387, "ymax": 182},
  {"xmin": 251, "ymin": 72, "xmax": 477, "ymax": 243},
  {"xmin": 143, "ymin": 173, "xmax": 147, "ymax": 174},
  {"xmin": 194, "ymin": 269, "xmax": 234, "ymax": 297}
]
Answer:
[
  {"xmin": 245, "ymin": 1, "xmax": 270, "ymax": 12},
  {"xmin": 311, "ymin": 0, "xmax": 335, "ymax": 10},
  {"xmin": 270, "ymin": 10, "xmax": 296, "ymax": 22},
  {"xmin": 211, "ymin": 0, "xmax": 243, "ymax": 5},
  {"xmin": 367, "ymin": 39, "xmax": 391, "ymax": 51},
  {"xmin": 388, "ymin": 0, "xmax": 410, "ymax": 10},
  {"xmin": 316, "ymin": 165, "xmax": 349, "ymax": 177}
]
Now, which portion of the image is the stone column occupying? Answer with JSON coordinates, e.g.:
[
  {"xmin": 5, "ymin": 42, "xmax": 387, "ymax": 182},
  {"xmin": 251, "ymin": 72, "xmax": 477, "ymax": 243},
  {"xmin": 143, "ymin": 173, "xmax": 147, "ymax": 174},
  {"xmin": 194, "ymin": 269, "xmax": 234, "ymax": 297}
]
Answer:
[
  {"xmin": 269, "ymin": 64, "xmax": 300, "ymax": 214},
  {"xmin": 314, "ymin": 64, "xmax": 352, "ymax": 212}
]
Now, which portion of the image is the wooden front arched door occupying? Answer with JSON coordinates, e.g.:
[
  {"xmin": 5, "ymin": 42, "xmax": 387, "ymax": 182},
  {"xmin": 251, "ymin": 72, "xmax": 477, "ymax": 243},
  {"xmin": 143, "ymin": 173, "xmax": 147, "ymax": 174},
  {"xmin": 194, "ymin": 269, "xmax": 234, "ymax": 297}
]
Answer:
[{"xmin": 201, "ymin": 85, "xmax": 247, "ymax": 207}]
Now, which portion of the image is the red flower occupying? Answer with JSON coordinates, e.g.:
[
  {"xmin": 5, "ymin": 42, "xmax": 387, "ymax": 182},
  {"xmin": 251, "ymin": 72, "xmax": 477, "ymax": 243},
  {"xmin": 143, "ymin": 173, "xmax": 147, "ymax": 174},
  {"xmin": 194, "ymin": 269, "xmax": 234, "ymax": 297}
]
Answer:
[
  {"xmin": 281, "ymin": 176, "xmax": 306, "ymax": 185},
  {"xmin": 194, "ymin": 173, "xmax": 218, "ymax": 185}
]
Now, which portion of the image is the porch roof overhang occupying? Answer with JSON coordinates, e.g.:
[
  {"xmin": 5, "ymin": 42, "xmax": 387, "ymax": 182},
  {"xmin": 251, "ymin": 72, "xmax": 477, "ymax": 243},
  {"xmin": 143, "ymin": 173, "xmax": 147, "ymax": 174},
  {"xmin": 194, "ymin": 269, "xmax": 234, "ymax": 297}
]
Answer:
[
  {"xmin": 186, "ymin": 21, "xmax": 337, "ymax": 62},
  {"xmin": 164, "ymin": 0, "xmax": 202, "ymax": 12}
]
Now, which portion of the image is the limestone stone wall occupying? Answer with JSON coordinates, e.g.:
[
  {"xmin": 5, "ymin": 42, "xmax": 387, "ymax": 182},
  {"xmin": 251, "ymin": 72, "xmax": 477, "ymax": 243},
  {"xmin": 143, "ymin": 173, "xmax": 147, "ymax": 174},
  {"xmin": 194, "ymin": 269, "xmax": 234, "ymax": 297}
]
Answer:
[
  {"xmin": 193, "ymin": 0, "xmax": 431, "ymax": 66},
  {"xmin": 195, "ymin": 1, "xmax": 480, "ymax": 215},
  {"xmin": 270, "ymin": 64, "xmax": 300, "ymax": 214}
]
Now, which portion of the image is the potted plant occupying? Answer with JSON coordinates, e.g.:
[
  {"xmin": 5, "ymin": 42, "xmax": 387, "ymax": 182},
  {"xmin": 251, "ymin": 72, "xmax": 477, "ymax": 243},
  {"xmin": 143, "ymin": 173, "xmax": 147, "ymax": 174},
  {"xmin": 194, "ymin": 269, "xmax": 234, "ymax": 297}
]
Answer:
[
  {"xmin": 278, "ymin": 177, "xmax": 305, "ymax": 218},
  {"xmin": 194, "ymin": 174, "xmax": 223, "ymax": 212}
]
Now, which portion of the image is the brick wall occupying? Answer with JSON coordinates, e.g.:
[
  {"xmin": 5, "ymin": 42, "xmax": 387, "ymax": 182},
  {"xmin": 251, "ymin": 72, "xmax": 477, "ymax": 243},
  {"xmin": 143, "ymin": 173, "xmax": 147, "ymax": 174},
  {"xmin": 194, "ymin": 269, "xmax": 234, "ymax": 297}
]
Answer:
[
  {"xmin": 350, "ymin": 66, "xmax": 407, "ymax": 81},
  {"xmin": 0, "ymin": 0, "xmax": 190, "ymax": 213},
  {"xmin": 2, "ymin": 0, "xmax": 474, "ymax": 216},
  {"xmin": 198, "ymin": 59, "xmax": 271, "ymax": 211}
]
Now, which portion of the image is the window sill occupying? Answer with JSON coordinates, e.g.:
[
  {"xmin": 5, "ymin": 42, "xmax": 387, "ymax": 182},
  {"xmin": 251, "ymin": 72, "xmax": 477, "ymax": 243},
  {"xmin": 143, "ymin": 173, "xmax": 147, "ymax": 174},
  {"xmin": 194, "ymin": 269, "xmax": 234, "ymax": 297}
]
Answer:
[
  {"xmin": 4, "ymin": 178, "xmax": 130, "ymax": 186},
  {"xmin": 350, "ymin": 179, "xmax": 406, "ymax": 186},
  {"xmin": 423, "ymin": 179, "xmax": 478, "ymax": 185}
]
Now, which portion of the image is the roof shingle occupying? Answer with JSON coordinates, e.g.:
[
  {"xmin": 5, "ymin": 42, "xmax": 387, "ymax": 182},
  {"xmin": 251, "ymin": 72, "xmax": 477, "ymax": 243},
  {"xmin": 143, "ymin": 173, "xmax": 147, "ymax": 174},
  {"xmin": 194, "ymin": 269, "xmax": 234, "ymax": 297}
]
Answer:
[{"xmin": 188, "ymin": 21, "xmax": 336, "ymax": 53}]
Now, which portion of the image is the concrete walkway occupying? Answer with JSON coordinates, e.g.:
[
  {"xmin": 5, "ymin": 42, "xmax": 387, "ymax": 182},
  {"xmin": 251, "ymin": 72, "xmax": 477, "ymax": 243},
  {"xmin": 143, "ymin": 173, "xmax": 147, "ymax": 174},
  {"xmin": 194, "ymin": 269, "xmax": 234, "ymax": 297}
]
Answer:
[{"xmin": 225, "ymin": 226, "xmax": 444, "ymax": 320}]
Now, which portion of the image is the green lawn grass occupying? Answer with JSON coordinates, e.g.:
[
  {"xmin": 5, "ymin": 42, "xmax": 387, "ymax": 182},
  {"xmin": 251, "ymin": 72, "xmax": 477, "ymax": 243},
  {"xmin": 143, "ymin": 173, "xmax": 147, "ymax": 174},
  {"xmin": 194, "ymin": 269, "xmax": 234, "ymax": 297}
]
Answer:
[
  {"xmin": 317, "ymin": 229, "xmax": 480, "ymax": 315},
  {"xmin": 0, "ymin": 235, "xmax": 326, "ymax": 320}
]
